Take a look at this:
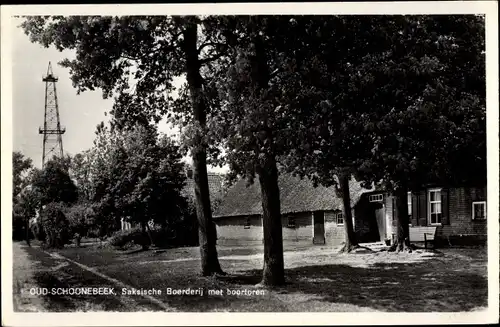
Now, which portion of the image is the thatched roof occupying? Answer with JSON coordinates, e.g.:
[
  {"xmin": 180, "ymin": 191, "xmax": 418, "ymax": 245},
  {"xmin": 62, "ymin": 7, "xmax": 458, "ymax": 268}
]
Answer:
[
  {"xmin": 213, "ymin": 174, "xmax": 371, "ymax": 218},
  {"xmin": 182, "ymin": 172, "xmax": 226, "ymax": 204}
]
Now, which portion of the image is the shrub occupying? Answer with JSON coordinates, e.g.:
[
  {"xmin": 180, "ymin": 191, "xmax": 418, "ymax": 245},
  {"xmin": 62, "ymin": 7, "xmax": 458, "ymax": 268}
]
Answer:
[
  {"xmin": 66, "ymin": 203, "xmax": 95, "ymax": 246},
  {"xmin": 108, "ymin": 225, "xmax": 190, "ymax": 250},
  {"xmin": 40, "ymin": 202, "xmax": 71, "ymax": 248},
  {"xmin": 12, "ymin": 212, "xmax": 26, "ymax": 241},
  {"xmin": 108, "ymin": 228, "xmax": 149, "ymax": 249},
  {"xmin": 31, "ymin": 221, "xmax": 46, "ymax": 242}
]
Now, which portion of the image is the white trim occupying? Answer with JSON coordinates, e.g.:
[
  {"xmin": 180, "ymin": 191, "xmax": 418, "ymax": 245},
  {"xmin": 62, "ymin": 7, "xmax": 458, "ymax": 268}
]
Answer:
[
  {"xmin": 428, "ymin": 188, "xmax": 443, "ymax": 226},
  {"xmin": 311, "ymin": 212, "xmax": 315, "ymax": 239},
  {"xmin": 472, "ymin": 201, "xmax": 487, "ymax": 220},
  {"xmin": 369, "ymin": 194, "xmax": 384, "ymax": 202},
  {"xmin": 407, "ymin": 191, "xmax": 412, "ymax": 218}
]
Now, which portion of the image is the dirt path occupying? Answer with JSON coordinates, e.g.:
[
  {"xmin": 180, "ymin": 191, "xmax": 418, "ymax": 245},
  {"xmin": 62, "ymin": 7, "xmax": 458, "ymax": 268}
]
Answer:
[
  {"xmin": 13, "ymin": 242, "xmax": 46, "ymax": 312},
  {"xmin": 12, "ymin": 242, "xmax": 168, "ymax": 312}
]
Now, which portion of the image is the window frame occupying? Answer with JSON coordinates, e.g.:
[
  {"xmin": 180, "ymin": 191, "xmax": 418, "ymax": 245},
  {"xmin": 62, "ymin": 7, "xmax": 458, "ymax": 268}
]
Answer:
[
  {"xmin": 428, "ymin": 188, "xmax": 442, "ymax": 225},
  {"xmin": 472, "ymin": 201, "xmax": 487, "ymax": 220},
  {"xmin": 244, "ymin": 216, "xmax": 251, "ymax": 229},
  {"xmin": 369, "ymin": 194, "xmax": 384, "ymax": 202},
  {"xmin": 336, "ymin": 212, "xmax": 344, "ymax": 225}
]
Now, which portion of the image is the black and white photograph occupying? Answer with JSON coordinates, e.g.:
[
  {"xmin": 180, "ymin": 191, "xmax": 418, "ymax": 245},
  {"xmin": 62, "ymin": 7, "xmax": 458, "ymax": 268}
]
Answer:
[{"xmin": 1, "ymin": 2, "xmax": 498, "ymax": 326}]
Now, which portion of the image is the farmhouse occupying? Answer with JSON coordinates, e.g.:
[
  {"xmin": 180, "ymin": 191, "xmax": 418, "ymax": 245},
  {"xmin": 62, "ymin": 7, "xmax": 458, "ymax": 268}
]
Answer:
[
  {"xmin": 213, "ymin": 173, "xmax": 487, "ymax": 247},
  {"xmin": 212, "ymin": 174, "xmax": 372, "ymax": 246},
  {"xmin": 357, "ymin": 185, "xmax": 488, "ymax": 246}
]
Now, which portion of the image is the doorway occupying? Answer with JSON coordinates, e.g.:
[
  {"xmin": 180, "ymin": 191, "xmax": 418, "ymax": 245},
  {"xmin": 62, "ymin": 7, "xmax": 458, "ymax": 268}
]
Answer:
[
  {"xmin": 373, "ymin": 203, "xmax": 386, "ymax": 241},
  {"xmin": 313, "ymin": 211, "xmax": 326, "ymax": 244}
]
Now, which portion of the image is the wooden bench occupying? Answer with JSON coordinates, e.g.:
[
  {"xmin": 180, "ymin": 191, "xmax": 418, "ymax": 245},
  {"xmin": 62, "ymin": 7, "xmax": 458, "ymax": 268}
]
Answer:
[{"xmin": 409, "ymin": 226, "xmax": 438, "ymax": 249}]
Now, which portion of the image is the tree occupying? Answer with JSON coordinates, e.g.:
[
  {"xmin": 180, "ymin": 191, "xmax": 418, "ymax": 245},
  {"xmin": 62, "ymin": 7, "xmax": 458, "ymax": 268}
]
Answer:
[
  {"xmin": 281, "ymin": 15, "xmax": 485, "ymax": 252},
  {"xmin": 206, "ymin": 16, "xmax": 347, "ymax": 284},
  {"xmin": 21, "ymin": 15, "xmax": 227, "ymax": 275},
  {"xmin": 83, "ymin": 123, "xmax": 190, "ymax": 249},
  {"xmin": 39, "ymin": 202, "xmax": 71, "ymax": 248},
  {"xmin": 354, "ymin": 15, "xmax": 485, "ymax": 252},
  {"xmin": 13, "ymin": 151, "xmax": 33, "ymax": 199},
  {"xmin": 14, "ymin": 156, "xmax": 77, "ymax": 244},
  {"xmin": 238, "ymin": 16, "xmax": 382, "ymax": 253},
  {"xmin": 12, "ymin": 151, "xmax": 34, "ymax": 243},
  {"xmin": 66, "ymin": 203, "xmax": 95, "ymax": 247},
  {"xmin": 70, "ymin": 150, "xmax": 93, "ymax": 202},
  {"xmin": 32, "ymin": 156, "xmax": 78, "ymax": 206}
]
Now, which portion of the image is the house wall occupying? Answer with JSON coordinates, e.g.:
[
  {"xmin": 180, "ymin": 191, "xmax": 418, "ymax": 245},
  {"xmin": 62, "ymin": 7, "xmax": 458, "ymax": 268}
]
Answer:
[
  {"xmin": 384, "ymin": 186, "xmax": 487, "ymax": 244},
  {"xmin": 438, "ymin": 187, "xmax": 487, "ymax": 242},
  {"xmin": 215, "ymin": 210, "xmax": 345, "ymax": 246},
  {"xmin": 215, "ymin": 215, "xmax": 263, "ymax": 246},
  {"xmin": 385, "ymin": 193, "xmax": 395, "ymax": 240},
  {"xmin": 324, "ymin": 211, "xmax": 345, "ymax": 246},
  {"xmin": 282, "ymin": 211, "xmax": 314, "ymax": 244}
]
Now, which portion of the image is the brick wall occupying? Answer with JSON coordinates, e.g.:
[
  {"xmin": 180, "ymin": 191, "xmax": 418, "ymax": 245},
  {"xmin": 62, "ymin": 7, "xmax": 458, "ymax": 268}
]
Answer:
[
  {"xmin": 215, "ymin": 210, "xmax": 344, "ymax": 246},
  {"xmin": 215, "ymin": 215, "xmax": 262, "ymax": 244},
  {"xmin": 438, "ymin": 187, "xmax": 487, "ymax": 239},
  {"xmin": 324, "ymin": 211, "xmax": 345, "ymax": 246},
  {"xmin": 282, "ymin": 211, "xmax": 313, "ymax": 242},
  {"xmin": 383, "ymin": 186, "xmax": 487, "ymax": 242}
]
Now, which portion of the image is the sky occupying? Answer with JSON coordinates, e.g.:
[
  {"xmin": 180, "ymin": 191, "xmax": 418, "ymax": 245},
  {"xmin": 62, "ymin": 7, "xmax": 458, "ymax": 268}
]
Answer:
[{"xmin": 11, "ymin": 18, "xmax": 227, "ymax": 173}]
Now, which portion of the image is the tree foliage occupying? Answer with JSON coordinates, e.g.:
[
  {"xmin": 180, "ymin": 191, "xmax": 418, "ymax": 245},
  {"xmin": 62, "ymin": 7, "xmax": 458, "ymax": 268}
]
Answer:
[
  {"xmin": 13, "ymin": 151, "xmax": 33, "ymax": 200},
  {"xmin": 12, "ymin": 151, "xmax": 34, "ymax": 240},
  {"xmin": 32, "ymin": 156, "xmax": 78, "ymax": 206},
  {"xmin": 66, "ymin": 203, "xmax": 96, "ymax": 246},
  {"xmin": 21, "ymin": 15, "xmax": 226, "ymax": 275},
  {"xmin": 77, "ymin": 123, "xmax": 190, "ymax": 242},
  {"xmin": 206, "ymin": 16, "xmax": 349, "ymax": 284},
  {"xmin": 39, "ymin": 202, "xmax": 71, "ymax": 248},
  {"xmin": 276, "ymin": 15, "xmax": 485, "ymax": 252},
  {"xmin": 70, "ymin": 150, "xmax": 94, "ymax": 202},
  {"xmin": 20, "ymin": 15, "xmax": 486, "ymax": 259}
]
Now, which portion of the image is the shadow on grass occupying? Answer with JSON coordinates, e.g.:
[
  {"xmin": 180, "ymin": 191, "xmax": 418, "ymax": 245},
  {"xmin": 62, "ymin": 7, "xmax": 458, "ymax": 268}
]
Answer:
[
  {"xmin": 220, "ymin": 259, "xmax": 487, "ymax": 312},
  {"xmin": 47, "ymin": 245, "xmax": 488, "ymax": 312},
  {"xmin": 24, "ymin": 246, "xmax": 160, "ymax": 312},
  {"xmin": 32, "ymin": 270, "xmax": 77, "ymax": 311}
]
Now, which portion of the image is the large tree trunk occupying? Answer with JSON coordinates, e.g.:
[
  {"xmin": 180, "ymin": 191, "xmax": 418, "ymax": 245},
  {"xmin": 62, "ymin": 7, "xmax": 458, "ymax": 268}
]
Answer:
[
  {"xmin": 338, "ymin": 171, "xmax": 359, "ymax": 253},
  {"xmin": 250, "ymin": 32, "xmax": 285, "ymax": 286},
  {"xmin": 183, "ymin": 20, "xmax": 224, "ymax": 276},
  {"xmin": 258, "ymin": 156, "xmax": 285, "ymax": 286},
  {"xmin": 388, "ymin": 184, "xmax": 412, "ymax": 253}
]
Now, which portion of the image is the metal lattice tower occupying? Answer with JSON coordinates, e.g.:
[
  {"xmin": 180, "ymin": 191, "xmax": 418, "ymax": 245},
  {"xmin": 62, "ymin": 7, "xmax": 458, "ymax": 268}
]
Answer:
[{"xmin": 39, "ymin": 62, "xmax": 65, "ymax": 167}]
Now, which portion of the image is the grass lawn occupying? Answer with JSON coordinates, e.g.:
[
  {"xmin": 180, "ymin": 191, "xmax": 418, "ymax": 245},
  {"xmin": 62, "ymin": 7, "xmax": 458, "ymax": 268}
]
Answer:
[{"xmin": 43, "ymin": 243, "xmax": 489, "ymax": 312}]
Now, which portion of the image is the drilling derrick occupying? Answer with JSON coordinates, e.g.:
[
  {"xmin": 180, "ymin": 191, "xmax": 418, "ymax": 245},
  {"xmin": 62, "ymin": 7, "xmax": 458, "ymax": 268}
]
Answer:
[{"xmin": 39, "ymin": 62, "xmax": 65, "ymax": 167}]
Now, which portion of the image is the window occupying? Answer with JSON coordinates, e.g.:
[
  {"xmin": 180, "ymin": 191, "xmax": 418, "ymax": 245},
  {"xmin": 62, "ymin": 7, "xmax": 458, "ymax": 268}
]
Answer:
[
  {"xmin": 336, "ymin": 212, "xmax": 344, "ymax": 225},
  {"xmin": 428, "ymin": 189, "xmax": 442, "ymax": 225},
  {"xmin": 287, "ymin": 216, "xmax": 296, "ymax": 228},
  {"xmin": 407, "ymin": 192, "xmax": 412, "ymax": 221},
  {"xmin": 369, "ymin": 194, "xmax": 383, "ymax": 202},
  {"xmin": 244, "ymin": 217, "xmax": 251, "ymax": 229},
  {"xmin": 472, "ymin": 201, "xmax": 486, "ymax": 220}
]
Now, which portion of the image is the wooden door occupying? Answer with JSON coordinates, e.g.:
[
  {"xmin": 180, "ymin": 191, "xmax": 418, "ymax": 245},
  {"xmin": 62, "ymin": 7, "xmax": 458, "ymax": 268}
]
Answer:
[
  {"xmin": 375, "ymin": 206, "xmax": 386, "ymax": 241},
  {"xmin": 313, "ymin": 211, "xmax": 326, "ymax": 244}
]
